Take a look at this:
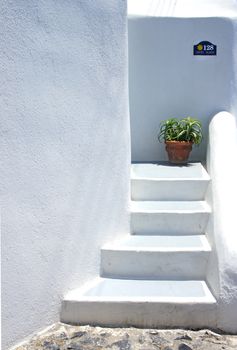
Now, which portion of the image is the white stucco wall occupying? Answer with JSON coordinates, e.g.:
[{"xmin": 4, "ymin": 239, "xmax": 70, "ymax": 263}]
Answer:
[
  {"xmin": 128, "ymin": 0, "xmax": 237, "ymax": 17},
  {"xmin": 206, "ymin": 111, "xmax": 237, "ymax": 333},
  {"xmin": 128, "ymin": 13, "xmax": 237, "ymax": 162},
  {"xmin": 232, "ymin": 20, "xmax": 237, "ymax": 116},
  {"xmin": 0, "ymin": 1, "xmax": 130, "ymax": 349},
  {"xmin": 201, "ymin": 19, "xmax": 237, "ymax": 331}
]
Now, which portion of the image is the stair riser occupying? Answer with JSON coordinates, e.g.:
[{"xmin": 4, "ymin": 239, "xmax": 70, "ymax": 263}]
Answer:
[
  {"xmin": 101, "ymin": 250, "xmax": 209, "ymax": 279},
  {"xmin": 61, "ymin": 162, "xmax": 215, "ymax": 330},
  {"xmin": 131, "ymin": 212, "xmax": 209, "ymax": 235},
  {"xmin": 61, "ymin": 300, "xmax": 216, "ymax": 328},
  {"xmin": 132, "ymin": 180, "xmax": 209, "ymax": 201}
]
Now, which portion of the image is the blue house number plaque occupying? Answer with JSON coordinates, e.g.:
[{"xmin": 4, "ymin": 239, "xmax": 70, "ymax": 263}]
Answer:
[{"xmin": 193, "ymin": 41, "xmax": 217, "ymax": 55}]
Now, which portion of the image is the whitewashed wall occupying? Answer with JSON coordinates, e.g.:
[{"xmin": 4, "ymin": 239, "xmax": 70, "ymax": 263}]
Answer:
[
  {"xmin": 0, "ymin": 1, "xmax": 130, "ymax": 349},
  {"xmin": 128, "ymin": 0, "xmax": 237, "ymax": 17},
  {"xmin": 206, "ymin": 111, "xmax": 237, "ymax": 333},
  {"xmin": 129, "ymin": 17, "xmax": 235, "ymax": 161},
  {"xmin": 205, "ymin": 21, "xmax": 237, "ymax": 332},
  {"xmin": 232, "ymin": 20, "xmax": 237, "ymax": 117}
]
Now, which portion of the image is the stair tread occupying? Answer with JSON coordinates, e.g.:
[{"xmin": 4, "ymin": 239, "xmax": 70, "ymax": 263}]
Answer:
[
  {"xmin": 131, "ymin": 200, "xmax": 210, "ymax": 212},
  {"xmin": 61, "ymin": 162, "xmax": 215, "ymax": 328},
  {"xmin": 103, "ymin": 235, "xmax": 211, "ymax": 251},
  {"xmin": 131, "ymin": 162, "xmax": 210, "ymax": 180},
  {"xmin": 65, "ymin": 278, "xmax": 216, "ymax": 303}
]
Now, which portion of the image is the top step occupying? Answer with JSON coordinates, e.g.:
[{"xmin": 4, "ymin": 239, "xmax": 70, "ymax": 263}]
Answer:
[
  {"xmin": 131, "ymin": 162, "xmax": 210, "ymax": 180},
  {"xmin": 131, "ymin": 162, "xmax": 210, "ymax": 201}
]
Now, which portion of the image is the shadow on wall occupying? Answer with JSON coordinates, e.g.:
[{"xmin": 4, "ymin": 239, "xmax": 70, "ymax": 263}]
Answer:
[{"xmin": 128, "ymin": 16, "xmax": 234, "ymax": 162}]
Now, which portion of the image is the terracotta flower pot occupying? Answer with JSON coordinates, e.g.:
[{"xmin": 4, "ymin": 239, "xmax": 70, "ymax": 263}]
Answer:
[{"xmin": 165, "ymin": 141, "xmax": 193, "ymax": 164}]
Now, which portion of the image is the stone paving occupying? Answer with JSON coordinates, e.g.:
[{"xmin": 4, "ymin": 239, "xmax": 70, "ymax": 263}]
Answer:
[{"xmin": 13, "ymin": 323, "xmax": 237, "ymax": 350}]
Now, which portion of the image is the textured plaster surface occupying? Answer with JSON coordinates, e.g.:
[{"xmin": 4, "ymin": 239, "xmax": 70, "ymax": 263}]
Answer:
[
  {"xmin": 129, "ymin": 17, "xmax": 235, "ymax": 162},
  {"xmin": 2, "ymin": 0, "xmax": 237, "ymax": 348},
  {"xmin": 206, "ymin": 112, "xmax": 237, "ymax": 333},
  {"xmin": 128, "ymin": 0, "xmax": 237, "ymax": 17},
  {"xmin": 232, "ymin": 20, "xmax": 237, "ymax": 117},
  {"xmin": 0, "ymin": 1, "xmax": 130, "ymax": 349}
]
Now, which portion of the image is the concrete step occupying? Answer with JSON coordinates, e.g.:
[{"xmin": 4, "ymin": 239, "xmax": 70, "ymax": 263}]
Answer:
[
  {"xmin": 131, "ymin": 201, "xmax": 210, "ymax": 235},
  {"xmin": 61, "ymin": 278, "xmax": 216, "ymax": 328},
  {"xmin": 101, "ymin": 235, "xmax": 211, "ymax": 279},
  {"xmin": 131, "ymin": 162, "xmax": 210, "ymax": 201}
]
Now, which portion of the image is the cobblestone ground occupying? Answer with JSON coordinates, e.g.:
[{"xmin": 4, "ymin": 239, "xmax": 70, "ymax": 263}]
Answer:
[{"xmin": 14, "ymin": 323, "xmax": 237, "ymax": 350}]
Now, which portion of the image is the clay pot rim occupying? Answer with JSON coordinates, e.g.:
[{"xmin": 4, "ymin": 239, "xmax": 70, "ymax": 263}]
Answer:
[{"xmin": 165, "ymin": 140, "xmax": 193, "ymax": 145}]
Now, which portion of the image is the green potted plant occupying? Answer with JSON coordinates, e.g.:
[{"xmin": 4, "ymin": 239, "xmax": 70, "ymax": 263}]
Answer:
[{"xmin": 158, "ymin": 117, "xmax": 203, "ymax": 164}]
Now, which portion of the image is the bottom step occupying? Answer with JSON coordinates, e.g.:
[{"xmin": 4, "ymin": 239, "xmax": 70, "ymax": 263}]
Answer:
[{"xmin": 61, "ymin": 278, "xmax": 216, "ymax": 328}]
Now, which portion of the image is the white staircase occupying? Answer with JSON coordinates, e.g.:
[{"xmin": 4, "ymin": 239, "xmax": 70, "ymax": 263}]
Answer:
[{"xmin": 61, "ymin": 162, "xmax": 216, "ymax": 328}]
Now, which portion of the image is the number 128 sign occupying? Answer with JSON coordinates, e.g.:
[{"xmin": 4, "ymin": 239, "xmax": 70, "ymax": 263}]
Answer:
[{"xmin": 193, "ymin": 41, "xmax": 217, "ymax": 55}]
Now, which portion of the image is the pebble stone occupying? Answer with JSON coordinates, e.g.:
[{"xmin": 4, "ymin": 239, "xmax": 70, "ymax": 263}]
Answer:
[{"xmin": 13, "ymin": 323, "xmax": 237, "ymax": 350}]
